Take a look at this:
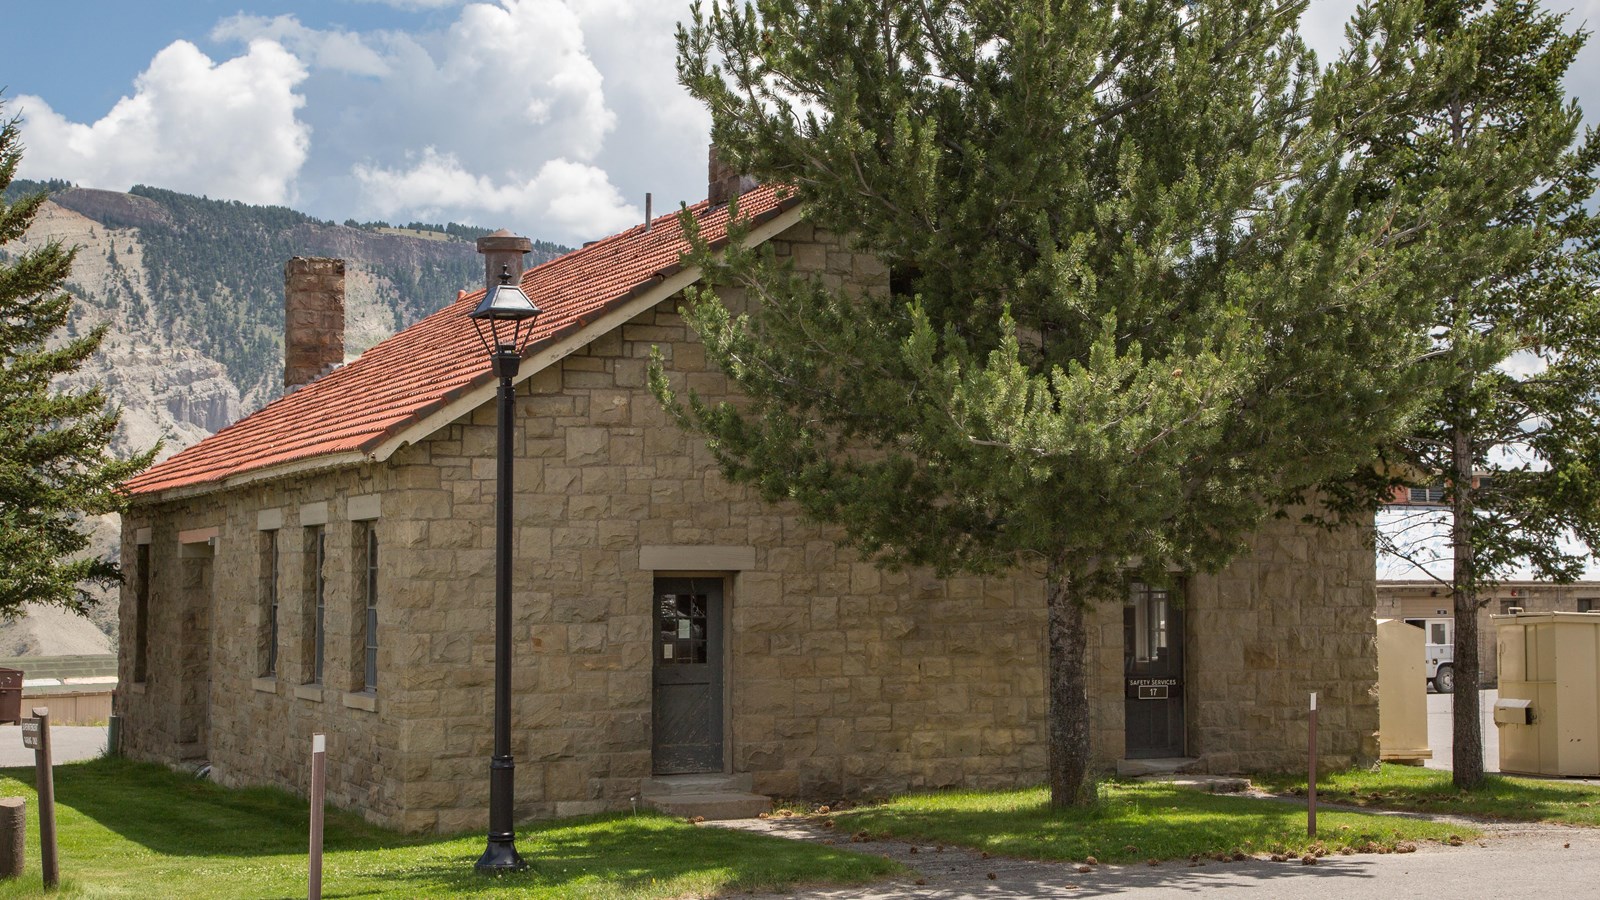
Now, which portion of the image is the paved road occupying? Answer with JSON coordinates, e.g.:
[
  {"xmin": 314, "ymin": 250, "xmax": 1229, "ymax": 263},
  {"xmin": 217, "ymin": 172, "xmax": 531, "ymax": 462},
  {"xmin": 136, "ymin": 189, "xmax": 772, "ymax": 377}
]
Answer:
[
  {"xmin": 0, "ymin": 725, "xmax": 108, "ymax": 767},
  {"xmin": 1424, "ymin": 688, "xmax": 1499, "ymax": 771}
]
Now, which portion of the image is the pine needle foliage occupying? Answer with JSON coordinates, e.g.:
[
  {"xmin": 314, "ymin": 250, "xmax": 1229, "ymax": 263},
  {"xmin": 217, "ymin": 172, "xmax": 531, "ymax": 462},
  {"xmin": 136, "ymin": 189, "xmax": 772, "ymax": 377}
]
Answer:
[
  {"xmin": 0, "ymin": 101, "xmax": 154, "ymax": 618},
  {"xmin": 1365, "ymin": 0, "xmax": 1600, "ymax": 789},
  {"xmin": 660, "ymin": 0, "xmax": 1486, "ymax": 805}
]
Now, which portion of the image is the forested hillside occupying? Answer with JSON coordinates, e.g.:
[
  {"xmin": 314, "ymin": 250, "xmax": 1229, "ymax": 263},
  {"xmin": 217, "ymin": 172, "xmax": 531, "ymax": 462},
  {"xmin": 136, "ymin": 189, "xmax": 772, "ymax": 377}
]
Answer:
[{"xmin": 6, "ymin": 179, "xmax": 566, "ymax": 405}]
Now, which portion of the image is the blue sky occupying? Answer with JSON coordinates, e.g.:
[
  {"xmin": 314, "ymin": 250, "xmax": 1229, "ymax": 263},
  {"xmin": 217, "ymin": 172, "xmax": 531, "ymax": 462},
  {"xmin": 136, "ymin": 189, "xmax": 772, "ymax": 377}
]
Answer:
[{"xmin": 3, "ymin": 0, "xmax": 1597, "ymax": 246}]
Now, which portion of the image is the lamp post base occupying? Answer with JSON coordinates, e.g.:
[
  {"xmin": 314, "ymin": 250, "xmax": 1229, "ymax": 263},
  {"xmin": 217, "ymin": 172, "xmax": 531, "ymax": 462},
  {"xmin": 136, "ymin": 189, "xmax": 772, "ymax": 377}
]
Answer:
[{"xmin": 475, "ymin": 835, "xmax": 527, "ymax": 874}]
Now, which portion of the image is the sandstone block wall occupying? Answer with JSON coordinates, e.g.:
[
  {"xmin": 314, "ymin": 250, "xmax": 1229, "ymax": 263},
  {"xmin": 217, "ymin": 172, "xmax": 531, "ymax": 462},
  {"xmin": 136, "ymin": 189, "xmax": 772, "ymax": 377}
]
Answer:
[{"xmin": 120, "ymin": 217, "xmax": 1376, "ymax": 833}]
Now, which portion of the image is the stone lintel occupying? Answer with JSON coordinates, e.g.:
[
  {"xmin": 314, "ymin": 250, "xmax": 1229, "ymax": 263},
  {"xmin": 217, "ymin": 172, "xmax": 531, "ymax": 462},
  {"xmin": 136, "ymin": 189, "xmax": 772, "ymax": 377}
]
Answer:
[
  {"xmin": 348, "ymin": 494, "xmax": 382, "ymax": 521},
  {"xmin": 639, "ymin": 545, "xmax": 756, "ymax": 572},
  {"xmin": 257, "ymin": 508, "xmax": 284, "ymax": 531},
  {"xmin": 177, "ymin": 526, "xmax": 218, "ymax": 545},
  {"xmin": 299, "ymin": 502, "xmax": 329, "ymax": 526}
]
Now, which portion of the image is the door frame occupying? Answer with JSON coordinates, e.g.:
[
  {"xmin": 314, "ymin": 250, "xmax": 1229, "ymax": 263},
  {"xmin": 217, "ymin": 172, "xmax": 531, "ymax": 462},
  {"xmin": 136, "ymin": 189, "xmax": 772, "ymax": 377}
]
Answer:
[
  {"xmin": 650, "ymin": 573, "xmax": 732, "ymax": 776},
  {"xmin": 1122, "ymin": 580, "xmax": 1187, "ymax": 759}
]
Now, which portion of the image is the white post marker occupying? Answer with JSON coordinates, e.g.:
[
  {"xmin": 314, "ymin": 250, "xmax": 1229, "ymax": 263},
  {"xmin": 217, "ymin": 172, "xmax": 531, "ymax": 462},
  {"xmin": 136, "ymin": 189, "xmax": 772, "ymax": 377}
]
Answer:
[
  {"xmin": 1308, "ymin": 692, "xmax": 1318, "ymax": 839},
  {"xmin": 310, "ymin": 733, "xmax": 326, "ymax": 900}
]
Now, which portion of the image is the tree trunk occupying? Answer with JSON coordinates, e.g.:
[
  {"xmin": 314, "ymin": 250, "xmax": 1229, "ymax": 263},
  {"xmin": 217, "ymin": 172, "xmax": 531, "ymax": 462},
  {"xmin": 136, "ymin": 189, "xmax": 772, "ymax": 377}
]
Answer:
[
  {"xmin": 1046, "ymin": 563, "xmax": 1092, "ymax": 808},
  {"xmin": 1450, "ymin": 418, "xmax": 1484, "ymax": 789}
]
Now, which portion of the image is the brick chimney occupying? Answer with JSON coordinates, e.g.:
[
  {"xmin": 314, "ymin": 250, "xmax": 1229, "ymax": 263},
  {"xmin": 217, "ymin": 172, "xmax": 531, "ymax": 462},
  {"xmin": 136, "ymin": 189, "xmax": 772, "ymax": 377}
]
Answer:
[
  {"xmin": 475, "ymin": 229, "xmax": 534, "ymax": 291},
  {"xmin": 284, "ymin": 257, "xmax": 345, "ymax": 390},
  {"xmin": 708, "ymin": 144, "xmax": 759, "ymax": 205}
]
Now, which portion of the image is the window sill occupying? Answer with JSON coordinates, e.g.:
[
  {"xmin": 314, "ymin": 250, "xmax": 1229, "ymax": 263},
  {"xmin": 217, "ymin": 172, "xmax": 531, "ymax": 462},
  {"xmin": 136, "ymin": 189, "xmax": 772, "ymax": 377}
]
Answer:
[
  {"xmin": 252, "ymin": 677, "xmax": 278, "ymax": 695},
  {"xmin": 342, "ymin": 691, "xmax": 377, "ymax": 713},
  {"xmin": 294, "ymin": 684, "xmax": 324, "ymax": 703},
  {"xmin": 127, "ymin": 682, "xmax": 147, "ymax": 696}
]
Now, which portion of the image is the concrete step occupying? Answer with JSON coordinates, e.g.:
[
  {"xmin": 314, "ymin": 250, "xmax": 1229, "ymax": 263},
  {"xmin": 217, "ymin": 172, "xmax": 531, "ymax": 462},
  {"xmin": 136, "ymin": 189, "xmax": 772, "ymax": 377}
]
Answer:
[
  {"xmin": 641, "ymin": 772, "xmax": 754, "ymax": 797},
  {"xmin": 644, "ymin": 790, "xmax": 772, "ymax": 821},
  {"xmin": 1141, "ymin": 774, "xmax": 1251, "ymax": 794},
  {"xmin": 1116, "ymin": 756, "xmax": 1200, "ymax": 777}
]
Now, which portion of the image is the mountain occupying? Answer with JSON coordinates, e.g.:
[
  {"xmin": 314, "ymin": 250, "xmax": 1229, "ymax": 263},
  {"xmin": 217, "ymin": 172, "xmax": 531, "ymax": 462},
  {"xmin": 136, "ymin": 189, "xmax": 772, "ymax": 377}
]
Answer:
[{"xmin": 2, "ymin": 180, "xmax": 571, "ymax": 649}]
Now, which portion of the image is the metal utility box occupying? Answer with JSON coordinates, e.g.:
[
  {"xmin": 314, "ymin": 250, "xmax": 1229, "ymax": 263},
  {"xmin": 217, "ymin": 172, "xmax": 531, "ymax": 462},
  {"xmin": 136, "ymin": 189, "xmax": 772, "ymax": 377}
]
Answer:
[
  {"xmin": 1376, "ymin": 619, "xmax": 1431, "ymax": 762},
  {"xmin": 1494, "ymin": 611, "xmax": 1600, "ymax": 777},
  {"xmin": 0, "ymin": 668, "xmax": 21, "ymax": 725}
]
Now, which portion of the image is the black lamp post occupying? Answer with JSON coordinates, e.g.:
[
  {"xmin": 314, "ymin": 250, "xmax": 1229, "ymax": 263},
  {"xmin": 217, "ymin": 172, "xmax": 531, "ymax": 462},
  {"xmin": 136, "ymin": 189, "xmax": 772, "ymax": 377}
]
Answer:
[{"xmin": 468, "ymin": 263, "xmax": 540, "ymax": 874}]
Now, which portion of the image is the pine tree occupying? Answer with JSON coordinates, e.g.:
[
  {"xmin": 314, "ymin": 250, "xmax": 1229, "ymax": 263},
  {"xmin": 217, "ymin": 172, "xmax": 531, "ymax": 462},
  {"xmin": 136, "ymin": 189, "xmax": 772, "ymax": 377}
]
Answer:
[
  {"xmin": 1368, "ymin": 0, "xmax": 1600, "ymax": 790},
  {"xmin": 664, "ymin": 0, "xmax": 1464, "ymax": 804},
  {"xmin": 0, "ymin": 100, "xmax": 154, "ymax": 617}
]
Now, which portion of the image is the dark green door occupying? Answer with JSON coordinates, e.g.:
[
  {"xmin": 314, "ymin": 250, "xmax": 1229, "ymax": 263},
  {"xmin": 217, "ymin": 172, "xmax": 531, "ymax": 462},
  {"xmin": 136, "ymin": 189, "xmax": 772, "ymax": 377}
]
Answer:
[
  {"xmin": 652, "ymin": 578, "xmax": 725, "ymax": 774},
  {"xmin": 1124, "ymin": 582, "xmax": 1185, "ymax": 759}
]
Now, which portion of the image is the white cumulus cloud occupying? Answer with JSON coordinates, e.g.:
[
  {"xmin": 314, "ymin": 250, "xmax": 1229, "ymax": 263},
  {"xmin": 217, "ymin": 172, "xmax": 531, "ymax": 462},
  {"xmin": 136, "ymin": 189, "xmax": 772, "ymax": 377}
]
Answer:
[
  {"xmin": 212, "ymin": 15, "xmax": 392, "ymax": 78},
  {"xmin": 351, "ymin": 0, "xmax": 468, "ymax": 9},
  {"xmin": 211, "ymin": 0, "xmax": 639, "ymax": 243},
  {"xmin": 353, "ymin": 148, "xmax": 639, "ymax": 238},
  {"xmin": 15, "ymin": 39, "xmax": 310, "ymax": 206}
]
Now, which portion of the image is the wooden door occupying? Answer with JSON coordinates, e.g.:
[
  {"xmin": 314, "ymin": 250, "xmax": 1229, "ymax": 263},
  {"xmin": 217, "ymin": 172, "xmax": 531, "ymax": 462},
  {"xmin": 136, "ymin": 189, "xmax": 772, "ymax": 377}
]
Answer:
[
  {"xmin": 652, "ymin": 578, "xmax": 725, "ymax": 774},
  {"xmin": 1124, "ymin": 582, "xmax": 1185, "ymax": 759}
]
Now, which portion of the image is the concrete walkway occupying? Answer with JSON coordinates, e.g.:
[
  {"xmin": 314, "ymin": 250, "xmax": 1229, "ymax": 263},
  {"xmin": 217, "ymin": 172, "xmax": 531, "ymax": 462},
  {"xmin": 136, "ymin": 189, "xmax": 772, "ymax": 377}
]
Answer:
[{"xmin": 0, "ymin": 724, "xmax": 108, "ymax": 767}]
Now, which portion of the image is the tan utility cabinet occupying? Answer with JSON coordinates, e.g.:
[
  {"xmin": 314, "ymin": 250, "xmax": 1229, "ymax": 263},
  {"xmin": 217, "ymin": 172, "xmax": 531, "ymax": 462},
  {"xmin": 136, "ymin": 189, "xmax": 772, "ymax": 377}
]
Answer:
[
  {"xmin": 1494, "ymin": 611, "xmax": 1600, "ymax": 777},
  {"xmin": 1377, "ymin": 619, "xmax": 1431, "ymax": 762}
]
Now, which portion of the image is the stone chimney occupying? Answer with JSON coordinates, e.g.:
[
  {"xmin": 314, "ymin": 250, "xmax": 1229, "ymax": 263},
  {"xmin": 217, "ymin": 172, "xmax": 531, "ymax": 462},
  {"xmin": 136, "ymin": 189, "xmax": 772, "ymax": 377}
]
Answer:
[
  {"xmin": 475, "ymin": 229, "xmax": 534, "ymax": 291},
  {"xmin": 708, "ymin": 144, "xmax": 759, "ymax": 205},
  {"xmin": 284, "ymin": 257, "xmax": 345, "ymax": 390}
]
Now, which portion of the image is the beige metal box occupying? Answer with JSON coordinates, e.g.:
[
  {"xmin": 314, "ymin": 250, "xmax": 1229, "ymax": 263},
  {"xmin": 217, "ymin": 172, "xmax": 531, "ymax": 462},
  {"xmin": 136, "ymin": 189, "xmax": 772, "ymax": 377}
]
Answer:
[
  {"xmin": 1377, "ymin": 619, "xmax": 1431, "ymax": 762},
  {"xmin": 1494, "ymin": 611, "xmax": 1600, "ymax": 777}
]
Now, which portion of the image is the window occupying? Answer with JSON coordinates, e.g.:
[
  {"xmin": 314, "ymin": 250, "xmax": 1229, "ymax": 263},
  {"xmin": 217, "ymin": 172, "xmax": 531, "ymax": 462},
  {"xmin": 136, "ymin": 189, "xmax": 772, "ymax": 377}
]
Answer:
[
  {"xmin": 1429, "ymin": 622, "xmax": 1449, "ymax": 646},
  {"xmin": 1126, "ymin": 582, "xmax": 1171, "ymax": 664},
  {"xmin": 357, "ymin": 522, "xmax": 378, "ymax": 693},
  {"xmin": 260, "ymin": 530, "xmax": 279, "ymax": 677},
  {"xmin": 304, "ymin": 526, "xmax": 326, "ymax": 685},
  {"xmin": 1408, "ymin": 485, "xmax": 1447, "ymax": 504},
  {"xmin": 1500, "ymin": 600, "xmax": 1519, "ymax": 615},
  {"xmin": 133, "ymin": 542, "xmax": 151, "ymax": 683},
  {"xmin": 1580, "ymin": 599, "xmax": 1596, "ymax": 613}
]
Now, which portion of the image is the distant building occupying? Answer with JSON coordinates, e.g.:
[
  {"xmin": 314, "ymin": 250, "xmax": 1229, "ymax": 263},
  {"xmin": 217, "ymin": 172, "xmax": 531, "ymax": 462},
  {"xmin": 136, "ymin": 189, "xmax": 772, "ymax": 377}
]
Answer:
[
  {"xmin": 1377, "ymin": 580, "xmax": 1600, "ymax": 685},
  {"xmin": 117, "ymin": 157, "xmax": 1381, "ymax": 833}
]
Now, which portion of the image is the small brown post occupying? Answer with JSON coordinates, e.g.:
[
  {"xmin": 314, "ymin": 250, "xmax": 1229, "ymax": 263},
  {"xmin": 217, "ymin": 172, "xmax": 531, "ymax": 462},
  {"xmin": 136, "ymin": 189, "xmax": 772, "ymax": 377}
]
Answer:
[
  {"xmin": 309, "ymin": 733, "xmax": 325, "ymax": 900},
  {"xmin": 0, "ymin": 797, "xmax": 24, "ymax": 878},
  {"xmin": 1308, "ymin": 692, "xmax": 1318, "ymax": 839},
  {"xmin": 32, "ymin": 708, "xmax": 57, "ymax": 889}
]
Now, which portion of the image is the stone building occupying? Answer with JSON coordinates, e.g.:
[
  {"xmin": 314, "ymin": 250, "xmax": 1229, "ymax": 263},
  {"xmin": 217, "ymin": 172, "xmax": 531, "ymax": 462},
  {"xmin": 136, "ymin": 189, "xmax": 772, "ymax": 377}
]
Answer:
[{"xmin": 118, "ymin": 172, "xmax": 1380, "ymax": 833}]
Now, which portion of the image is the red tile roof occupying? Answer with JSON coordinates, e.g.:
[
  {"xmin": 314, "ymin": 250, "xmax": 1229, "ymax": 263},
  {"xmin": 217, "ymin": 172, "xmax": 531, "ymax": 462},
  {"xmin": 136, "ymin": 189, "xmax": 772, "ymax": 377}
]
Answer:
[{"xmin": 123, "ymin": 185, "xmax": 796, "ymax": 498}]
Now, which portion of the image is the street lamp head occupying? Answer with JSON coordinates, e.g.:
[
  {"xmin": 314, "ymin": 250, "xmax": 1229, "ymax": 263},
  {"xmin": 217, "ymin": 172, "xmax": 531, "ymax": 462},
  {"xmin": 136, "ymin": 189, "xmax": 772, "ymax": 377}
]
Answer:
[{"xmin": 469, "ymin": 265, "xmax": 542, "ymax": 368}]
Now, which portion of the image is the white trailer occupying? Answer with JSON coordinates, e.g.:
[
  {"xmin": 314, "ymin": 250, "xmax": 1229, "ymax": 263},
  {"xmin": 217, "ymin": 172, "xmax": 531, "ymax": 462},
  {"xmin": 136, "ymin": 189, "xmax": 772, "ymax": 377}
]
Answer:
[{"xmin": 1403, "ymin": 617, "xmax": 1455, "ymax": 693}]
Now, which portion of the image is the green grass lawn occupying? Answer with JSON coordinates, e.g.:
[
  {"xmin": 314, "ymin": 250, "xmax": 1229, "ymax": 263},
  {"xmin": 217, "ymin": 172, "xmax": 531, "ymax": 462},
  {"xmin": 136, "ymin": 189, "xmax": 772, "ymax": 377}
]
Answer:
[
  {"xmin": 0, "ymin": 757, "xmax": 896, "ymax": 899},
  {"xmin": 819, "ymin": 781, "xmax": 1474, "ymax": 864},
  {"xmin": 1256, "ymin": 763, "xmax": 1600, "ymax": 826}
]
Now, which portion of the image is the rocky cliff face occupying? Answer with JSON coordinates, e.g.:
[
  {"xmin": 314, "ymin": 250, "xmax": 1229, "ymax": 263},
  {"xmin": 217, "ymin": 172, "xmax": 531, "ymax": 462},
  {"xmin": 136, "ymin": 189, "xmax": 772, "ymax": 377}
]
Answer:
[
  {"xmin": 17, "ymin": 199, "xmax": 243, "ymax": 459},
  {"xmin": 5, "ymin": 184, "xmax": 567, "ymax": 651}
]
